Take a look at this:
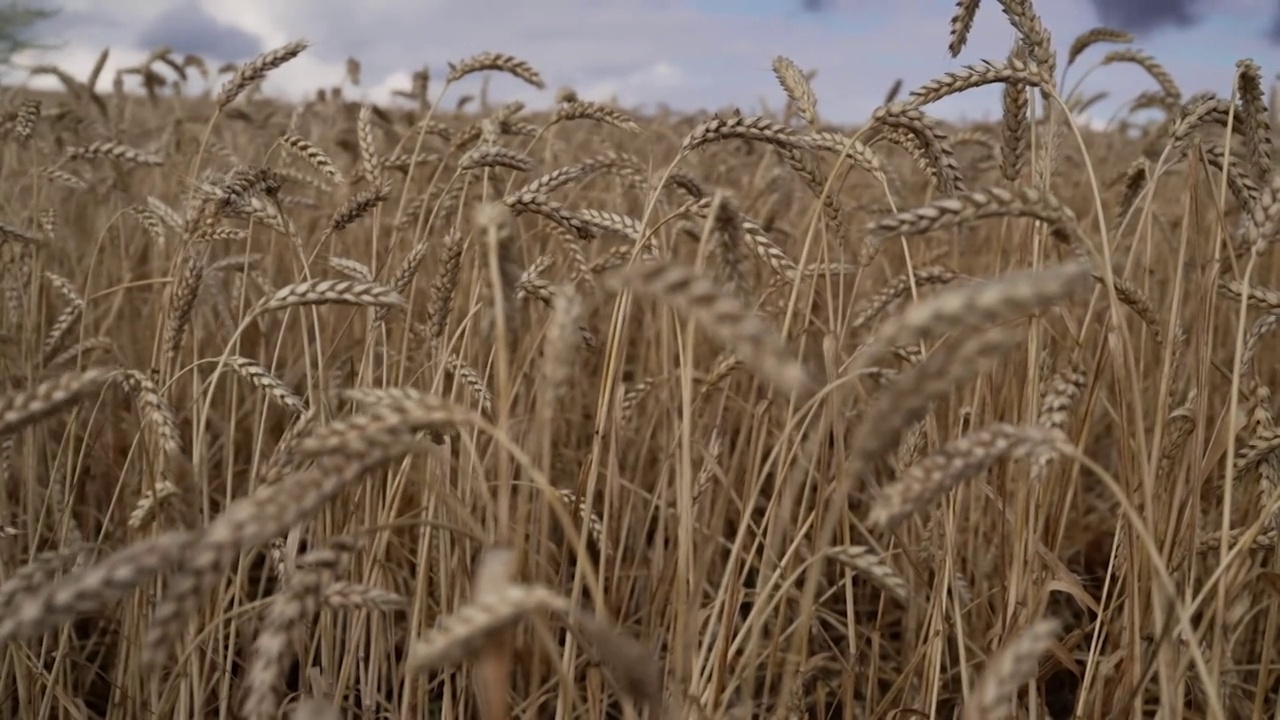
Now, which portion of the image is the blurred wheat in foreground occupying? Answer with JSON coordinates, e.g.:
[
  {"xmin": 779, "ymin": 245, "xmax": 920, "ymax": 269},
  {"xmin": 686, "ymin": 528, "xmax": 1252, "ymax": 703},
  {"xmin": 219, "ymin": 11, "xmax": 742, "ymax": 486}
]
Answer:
[{"xmin": 2, "ymin": 0, "xmax": 1280, "ymax": 717}]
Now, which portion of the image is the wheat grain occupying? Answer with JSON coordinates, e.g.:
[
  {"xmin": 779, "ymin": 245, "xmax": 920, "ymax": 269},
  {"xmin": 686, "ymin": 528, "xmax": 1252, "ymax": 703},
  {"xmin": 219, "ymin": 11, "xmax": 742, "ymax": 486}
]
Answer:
[
  {"xmin": 322, "ymin": 581, "xmax": 407, "ymax": 611},
  {"xmin": 681, "ymin": 115, "xmax": 808, "ymax": 154},
  {"xmin": 550, "ymin": 101, "xmax": 642, "ymax": 133},
  {"xmin": 0, "ymin": 367, "xmax": 115, "ymax": 437},
  {"xmin": 948, "ymin": 0, "xmax": 982, "ymax": 57},
  {"xmin": 1001, "ymin": 43, "xmax": 1031, "ymax": 184},
  {"xmin": 224, "ymin": 356, "xmax": 306, "ymax": 414},
  {"xmin": 252, "ymin": 279, "xmax": 405, "ymax": 315},
  {"xmin": 0, "ymin": 543, "xmax": 91, "ymax": 613},
  {"xmin": 996, "ymin": 0, "xmax": 1057, "ymax": 96},
  {"xmin": 869, "ymin": 424, "xmax": 1066, "ymax": 528},
  {"xmin": 0, "ymin": 530, "xmax": 196, "ymax": 644},
  {"xmin": 45, "ymin": 337, "xmax": 118, "ymax": 371},
  {"xmin": 356, "ymin": 103, "xmax": 382, "ymax": 184},
  {"xmin": 144, "ymin": 398, "xmax": 461, "ymax": 668},
  {"xmin": 116, "ymin": 368, "xmax": 184, "ymax": 462},
  {"xmin": 824, "ymin": 546, "xmax": 909, "ymax": 602},
  {"xmin": 326, "ymin": 178, "xmax": 391, "ymax": 235},
  {"xmin": 218, "ymin": 40, "xmax": 310, "ymax": 108},
  {"xmin": 962, "ymin": 617, "xmax": 1061, "ymax": 720},
  {"xmin": 607, "ymin": 261, "xmax": 813, "ymax": 397},
  {"xmin": 1067, "ymin": 27, "xmax": 1133, "ymax": 67},
  {"xmin": 850, "ymin": 266, "xmax": 967, "ymax": 331},
  {"xmin": 907, "ymin": 57, "xmax": 1052, "ymax": 110},
  {"xmin": 446, "ymin": 52, "xmax": 545, "ymax": 89},
  {"xmin": 1236, "ymin": 59, "xmax": 1273, "ymax": 183},
  {"xmin": 280, "ymin": 132, "xmax": 344, "ymax": 183},
  {"xmin": 849, "ymin": 328, "xmax": 1019, "ymax": 470},
  {"xmin": 427, "ymin": 228, "xmax": 464, "ymax": 340},
  {"xmin": 65, "ymin": 141, "xmax": 163, "ymax": 166},
  {"xmin": 1102, "ymin": 49, "xmax": 1180, "ymax": 103},
  {"xmin": 772, "ymin": 56, "xmax": 818, "ymax": 125},
  {"xmin": 869, "ymin": 103, "xmax": 965, "ymax": 195},
  {"xmin": 127, "ymin": 479, "xmax": 178, "ymax": 528},
  {"xmin": 460, "ymin": 145, "xmax": 534, "ymax": 173},
  {"xmin": 242, "ymin": 543, "xmax": 346, "ymax": 720}
]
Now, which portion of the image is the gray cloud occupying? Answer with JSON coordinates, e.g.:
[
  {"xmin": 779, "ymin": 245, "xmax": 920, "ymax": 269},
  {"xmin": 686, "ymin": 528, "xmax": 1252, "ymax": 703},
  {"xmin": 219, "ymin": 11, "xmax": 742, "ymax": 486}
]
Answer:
[
  {"xmin": 136, "ymin": 1, "xmax": 262, "ymax": 60},
  {"xmin": 800, "ymin": 0, "xmax": 1280, "ymax": 46},
  {"xmin": 1091, "ymin": 0, "xmax": 1280, "ymax": 46},
  {"xmin": 1053, "ymin": 0, "xmax": 1280, "ymax": 46},
  {"xmin": 1085, "ymin": 0, "xmax": 1199, "ymax": 32},
  {"xmin": 800, "ymin": 0, "xmax": 1201, "ymax": 33},
  {"xmin": 35, "ymin": 7, "xmax": 134, "ymax": 46},
  {"xmin": 28, "ymin": 0, "xmax": 204, "ymax": 45}
]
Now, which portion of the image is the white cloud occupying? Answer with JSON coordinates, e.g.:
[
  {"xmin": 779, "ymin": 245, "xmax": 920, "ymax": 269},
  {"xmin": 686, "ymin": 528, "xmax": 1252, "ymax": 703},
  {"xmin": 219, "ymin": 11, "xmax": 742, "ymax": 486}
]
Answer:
[{"xmin": 578, "ymin": 62, "xmax": 689, "ymax": 106}]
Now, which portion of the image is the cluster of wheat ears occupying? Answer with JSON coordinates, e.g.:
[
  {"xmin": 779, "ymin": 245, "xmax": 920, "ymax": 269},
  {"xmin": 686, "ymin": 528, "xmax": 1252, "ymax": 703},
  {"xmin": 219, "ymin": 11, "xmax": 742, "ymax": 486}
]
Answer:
[{"xmin": 2, "ymin": 0, "xmax": 1279, "ymax": 717}]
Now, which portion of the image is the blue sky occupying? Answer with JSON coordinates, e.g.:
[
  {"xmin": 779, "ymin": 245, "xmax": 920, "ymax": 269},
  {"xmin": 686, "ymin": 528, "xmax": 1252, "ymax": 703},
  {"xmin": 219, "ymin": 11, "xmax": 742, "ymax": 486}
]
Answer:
[{"xmin": 8, "ymin": 0, "xmax": 1280, "ymax": 128}]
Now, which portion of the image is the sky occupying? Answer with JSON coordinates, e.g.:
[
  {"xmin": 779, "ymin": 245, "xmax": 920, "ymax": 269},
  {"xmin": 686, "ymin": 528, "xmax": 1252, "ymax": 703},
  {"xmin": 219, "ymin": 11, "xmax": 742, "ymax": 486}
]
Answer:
[{"xmin": 6, "ymin": 0, "xmax": 1280, "ymax": 127}]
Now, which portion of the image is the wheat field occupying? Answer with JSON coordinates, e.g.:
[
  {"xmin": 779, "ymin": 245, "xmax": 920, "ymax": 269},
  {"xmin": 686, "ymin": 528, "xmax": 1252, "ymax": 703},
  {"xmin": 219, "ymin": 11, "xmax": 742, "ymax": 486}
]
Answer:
[{"xmin": 1, "ymin": 0, "xmax": 1278, "ymax": 718}]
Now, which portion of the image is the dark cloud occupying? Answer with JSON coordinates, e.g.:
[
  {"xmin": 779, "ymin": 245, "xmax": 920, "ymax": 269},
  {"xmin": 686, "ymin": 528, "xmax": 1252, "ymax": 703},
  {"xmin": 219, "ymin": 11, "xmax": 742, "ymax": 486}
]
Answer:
[
  {"xmin": 1085, "ymin": 0, "xmax": 1199, "ymax": 33},
  {"xmin": 803, "ymin": 0, "xmax": 1197, "ymax": 30},
  {"xmin": 1081, "ymin": 0, "xmax": 1280, "ymax": 46},
  {"xmin": 136, "ymin": 1, "xmax": 261, "ymax": 60},
  {"xmin": 798, "ymin": 0, "xmax": 1280, "ymax": 47},
  {"xmin": 35, "ymin": 6, "xmax": 131, "ymax": 45}
]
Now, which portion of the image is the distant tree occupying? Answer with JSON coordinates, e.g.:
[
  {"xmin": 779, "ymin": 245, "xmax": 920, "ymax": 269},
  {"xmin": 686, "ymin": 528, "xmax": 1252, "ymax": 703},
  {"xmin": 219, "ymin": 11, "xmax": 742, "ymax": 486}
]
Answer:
[{"xmin": 0, "ymin": 1, "xmax": 58, "ymax": 69}]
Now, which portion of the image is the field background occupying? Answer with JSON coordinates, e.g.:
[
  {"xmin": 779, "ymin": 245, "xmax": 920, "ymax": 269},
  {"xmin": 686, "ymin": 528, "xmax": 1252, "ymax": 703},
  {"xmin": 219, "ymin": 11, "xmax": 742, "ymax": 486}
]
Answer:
[{"xmin": 2, "ymin": 3, "xmax": 1279, "ymax": 719}]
